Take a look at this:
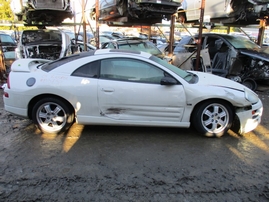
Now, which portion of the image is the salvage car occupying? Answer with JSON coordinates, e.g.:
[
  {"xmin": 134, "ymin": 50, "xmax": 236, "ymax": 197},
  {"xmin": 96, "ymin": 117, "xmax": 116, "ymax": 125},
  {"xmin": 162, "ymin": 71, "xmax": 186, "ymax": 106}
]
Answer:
[
  {"xmin": 15, "ymin": 29, "xmax": 72, "ymax": 60},
  {"xmin": 71, "ymin": 40, "xmax": 96, "ymax": 53},
  {"xmin": 90, "ymin": 0, "xmax": 181, "ymax": 25},
  {"xmin": 3, "ymin": 49, "xmax": 263, "ymax": 137},
  {"xmin": 177, "ymin": 0, "xmax": 269, "ymax": 25},
  {"xmin": 0, "ymin": 33, "xmax": 17, "ymax": 78},
  {"xmin": 172, "ymin": 33, "xmax": 269, "ymax": 90},
  {"xmin": 10, "ymin": 0, "xmax": 73, "ymax": 25}
]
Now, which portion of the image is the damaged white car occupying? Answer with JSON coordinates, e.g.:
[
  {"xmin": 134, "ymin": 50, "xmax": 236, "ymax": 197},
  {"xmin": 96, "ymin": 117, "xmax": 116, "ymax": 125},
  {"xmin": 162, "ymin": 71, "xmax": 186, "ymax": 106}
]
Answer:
[
  {"xmin": 3, "ymin": 49, "xmax": 263, "ymax": 137},
  {"xmin": 15, "ymin": 29, "xmax": 72, "ymax": 60}
]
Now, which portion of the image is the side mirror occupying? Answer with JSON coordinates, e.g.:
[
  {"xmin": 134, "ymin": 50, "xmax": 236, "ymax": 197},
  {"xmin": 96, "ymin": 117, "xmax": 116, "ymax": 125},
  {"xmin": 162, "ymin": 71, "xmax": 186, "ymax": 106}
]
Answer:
[{"xmin": 160, "ymin": 76, "xmax": 178, "ymax": 85}]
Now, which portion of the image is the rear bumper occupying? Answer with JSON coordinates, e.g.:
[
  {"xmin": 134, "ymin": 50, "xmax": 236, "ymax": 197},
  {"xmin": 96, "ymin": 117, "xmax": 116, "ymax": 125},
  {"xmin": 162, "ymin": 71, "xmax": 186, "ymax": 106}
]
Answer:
[
  {"xmin": 3, "ymin": 92, "xmax": 29, "ymax": 118},
  {"xmin": 4, "ymin": 103, "xmax": 28, "ymax": 118}
]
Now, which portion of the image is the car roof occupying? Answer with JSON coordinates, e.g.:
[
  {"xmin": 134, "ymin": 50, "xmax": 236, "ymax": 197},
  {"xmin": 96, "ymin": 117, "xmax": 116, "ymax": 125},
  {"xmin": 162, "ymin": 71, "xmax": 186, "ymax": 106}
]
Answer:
[
  {"xmin": 42, "ymin": 49, "xmax": 153, "ymax": 72},
  {"xmin": 94, "ymin": 49, "xmax": 152, "ymax": 57},
  {"xmin": 111, "ymin": 37, "xmax": 148, "ymax": 42},
  {"xmin": 0, "ymin": 33, "xmax": 13, "ymax": 36},
  {"xmin": 196, "ymin": 32, "xmax": 241, "ymax": 39}
]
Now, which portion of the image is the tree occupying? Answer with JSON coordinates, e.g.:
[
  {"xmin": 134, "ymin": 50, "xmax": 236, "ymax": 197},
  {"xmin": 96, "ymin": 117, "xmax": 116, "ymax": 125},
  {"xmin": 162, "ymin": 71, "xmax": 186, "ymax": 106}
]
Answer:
[{"xmin": 0, "ymin": 0, "xmax": 14, "ymax": 22}]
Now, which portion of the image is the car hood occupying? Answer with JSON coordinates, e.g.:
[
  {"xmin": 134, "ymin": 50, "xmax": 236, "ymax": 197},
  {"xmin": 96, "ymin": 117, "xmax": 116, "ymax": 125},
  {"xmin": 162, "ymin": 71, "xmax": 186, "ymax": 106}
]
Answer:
[
  {"xmin": 23, "ymin": 41, "xmax": 61, "ymax": 45},
  {"xmin": 21, "ymin": 30, "xmax": 70, "ymax": 47},
  {"xmin": 239, "ymin": 48, "xmax": 269, "ymax": 62},
  {"xmin": 193, "ymin": 71, "xmax": 245, "ymax": 91}
]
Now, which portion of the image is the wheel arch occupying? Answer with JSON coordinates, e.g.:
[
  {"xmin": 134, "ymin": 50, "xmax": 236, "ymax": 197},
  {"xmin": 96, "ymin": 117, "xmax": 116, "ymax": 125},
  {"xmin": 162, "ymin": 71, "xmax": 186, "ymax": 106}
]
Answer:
[
  {"xmin": 190, "ymin": 98, "xmax": 235, "ymax": 122},
  {"xmin": 27, "ymin": 94, "xmax": 75, "ymax": 120}
]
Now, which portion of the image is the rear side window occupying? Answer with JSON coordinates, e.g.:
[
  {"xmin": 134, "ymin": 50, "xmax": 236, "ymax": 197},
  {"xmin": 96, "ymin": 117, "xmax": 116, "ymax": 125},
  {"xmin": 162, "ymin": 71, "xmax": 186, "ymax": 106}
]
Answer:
[
  {"xmin": 41, "ymin": 51, "xmax": 95, "ymax": 72},
  {"xmin": 71, "ymin": 60, "xmax": 99, "ymax": 78}
]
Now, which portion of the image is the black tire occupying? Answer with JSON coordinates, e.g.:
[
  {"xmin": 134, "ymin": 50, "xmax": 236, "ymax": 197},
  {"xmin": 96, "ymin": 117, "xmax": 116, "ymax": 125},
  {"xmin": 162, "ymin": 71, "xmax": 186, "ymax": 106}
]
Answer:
[
  {"xmin": 191, "ymin": 100, "xmax": 234, "ymax": 137},
  {"xmin": 242, "ymin": 78, "xmax": 257, "ymax": 91},
  {"xmin": 32, "ymin": 97, "xmax": 74, "ymax": 134}
]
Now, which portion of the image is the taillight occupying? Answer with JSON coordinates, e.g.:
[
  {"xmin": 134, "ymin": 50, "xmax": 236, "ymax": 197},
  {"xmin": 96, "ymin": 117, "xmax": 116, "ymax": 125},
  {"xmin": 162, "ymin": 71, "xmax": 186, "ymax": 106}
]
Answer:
[
  {"xmin": 7, "ymin": 76, "xmax": 10, "ymax": 89},
  {"xmin": 4, "ymin": 92, "xmax": 8, "ymax": 98}
]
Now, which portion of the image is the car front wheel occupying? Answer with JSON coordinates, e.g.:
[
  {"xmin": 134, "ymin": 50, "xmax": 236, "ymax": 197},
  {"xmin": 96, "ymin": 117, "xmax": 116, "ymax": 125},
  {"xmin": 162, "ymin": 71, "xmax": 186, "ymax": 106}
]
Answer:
[
  {"xmin": 32, "ymin": 98, "xmax": 74, "ymax": 134},
  {"xmin": 192, "ymin": 101, "xmax": 233, "ymax": 137}
]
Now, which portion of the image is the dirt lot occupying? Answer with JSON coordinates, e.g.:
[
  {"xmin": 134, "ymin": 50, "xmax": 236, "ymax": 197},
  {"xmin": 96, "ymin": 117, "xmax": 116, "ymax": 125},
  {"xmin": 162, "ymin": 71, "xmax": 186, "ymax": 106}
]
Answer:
[{"xmin": 0, "ymin": 86, "xmax": 269, "ymax": 201}]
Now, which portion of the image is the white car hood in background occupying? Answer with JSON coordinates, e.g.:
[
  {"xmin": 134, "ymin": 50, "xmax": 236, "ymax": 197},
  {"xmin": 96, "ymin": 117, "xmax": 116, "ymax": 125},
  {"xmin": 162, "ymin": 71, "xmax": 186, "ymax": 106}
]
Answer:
[{"xmin": 192, "ymin": 71, "xmax": 246, "ymax": 91}]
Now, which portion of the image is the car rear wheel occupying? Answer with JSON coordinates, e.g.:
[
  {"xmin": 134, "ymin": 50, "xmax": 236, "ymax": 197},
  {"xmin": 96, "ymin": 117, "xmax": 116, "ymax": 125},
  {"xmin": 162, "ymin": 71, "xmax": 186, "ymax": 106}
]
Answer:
[
  {"xmin": 192, "ymin": 101, "xmax": 233, "ymax": 137},
  {"xmin": 32, "ymin": 98, "xmax": 74, "ymax": 134}
]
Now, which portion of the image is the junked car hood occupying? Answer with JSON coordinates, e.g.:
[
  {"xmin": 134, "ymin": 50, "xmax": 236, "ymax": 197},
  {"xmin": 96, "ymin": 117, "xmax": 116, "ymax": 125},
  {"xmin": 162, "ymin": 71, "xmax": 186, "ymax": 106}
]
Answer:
[
  {"xmin": 192, "ymin": 71, "xmax": 246, "ymax": 91},
  {"xmin": 249, "ymin": 0, "xmax": 269, "ymax": 4},
  {"xmin": 239, "ymin": 48, "xmax": 269, "ymax": 62},
  {"xmin": 18, "ymin": 29, "xmax": 71, "ymax": 60}
]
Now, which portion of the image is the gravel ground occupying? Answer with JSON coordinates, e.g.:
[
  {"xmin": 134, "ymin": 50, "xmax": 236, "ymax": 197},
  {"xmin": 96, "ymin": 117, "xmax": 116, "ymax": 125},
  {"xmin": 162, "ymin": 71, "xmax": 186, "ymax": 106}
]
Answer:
[{"xmin": 0, "ymin": 85, "xmax": 269, "ymax": 201}]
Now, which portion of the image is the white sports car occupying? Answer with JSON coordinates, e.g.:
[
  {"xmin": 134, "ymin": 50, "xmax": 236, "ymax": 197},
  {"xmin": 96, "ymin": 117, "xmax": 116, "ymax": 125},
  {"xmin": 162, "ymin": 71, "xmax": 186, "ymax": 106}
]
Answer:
[{"xmin": 3, "ymin": 49, "xmax": 263, "ymax": 137}]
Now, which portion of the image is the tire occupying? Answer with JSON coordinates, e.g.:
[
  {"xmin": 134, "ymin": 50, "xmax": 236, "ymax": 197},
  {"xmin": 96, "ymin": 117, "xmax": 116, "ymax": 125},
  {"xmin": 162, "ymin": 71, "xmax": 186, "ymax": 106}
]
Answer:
[
  {"xmin": 242, "ymin": 78, "xmax": 257, "ymax": 91},
  {"xmin": 191, "ymin": 101, "xmax": 233, "ymax": 137},
  {"xmin": 32, "ymin": 97, "xmax": 74, "ymax": 134}
]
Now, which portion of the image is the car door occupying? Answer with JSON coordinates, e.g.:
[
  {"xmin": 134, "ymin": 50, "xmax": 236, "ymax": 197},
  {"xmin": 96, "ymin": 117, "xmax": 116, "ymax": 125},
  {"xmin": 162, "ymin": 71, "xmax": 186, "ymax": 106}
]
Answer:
[
  {"xmin": 203, "ymin": 35, "xmax": 237, "ymax": 75},
  {"xmin": 97, "ymin": 57, "xmax": 186, "ymax": 122}
]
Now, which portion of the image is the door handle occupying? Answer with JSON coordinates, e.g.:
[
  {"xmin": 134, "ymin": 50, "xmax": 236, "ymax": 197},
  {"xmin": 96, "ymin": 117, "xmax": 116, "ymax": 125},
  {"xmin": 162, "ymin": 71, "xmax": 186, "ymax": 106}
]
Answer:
[{"xmin": 102, "ymin": 88, "xmax": 114, "ymax": 92}]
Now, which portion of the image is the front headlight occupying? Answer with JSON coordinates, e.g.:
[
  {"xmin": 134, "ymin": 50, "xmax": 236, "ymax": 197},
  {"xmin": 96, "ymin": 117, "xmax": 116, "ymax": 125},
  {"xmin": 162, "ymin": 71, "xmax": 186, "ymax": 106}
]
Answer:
[{"xmin": 245, "ymin": 88, "xmax": 259, "ymax": 104}]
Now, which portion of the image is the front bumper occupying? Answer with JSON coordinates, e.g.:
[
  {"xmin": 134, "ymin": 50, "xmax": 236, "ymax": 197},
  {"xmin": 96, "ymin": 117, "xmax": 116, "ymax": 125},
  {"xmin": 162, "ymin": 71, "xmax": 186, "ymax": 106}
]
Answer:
[{"xmin": 235, "ymin": 99, "xmax": 263, "ymax": 134}]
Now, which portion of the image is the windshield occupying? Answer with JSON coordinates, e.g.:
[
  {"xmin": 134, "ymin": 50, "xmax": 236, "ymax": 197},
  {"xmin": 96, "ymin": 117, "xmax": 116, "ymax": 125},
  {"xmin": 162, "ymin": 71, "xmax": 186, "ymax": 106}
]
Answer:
[
  {"xmin": 173, "ymin": 36, "xmax": 193, "ymax": 53},
  {"xmin": 224, "ymin": 35, "xmax": 260, "ymax": 49},
  {"xmin": 100, "ymin": 35, "xmax": 114, "ymax": 43},
  {"xmin": 119, "ymin": 41, "xmax": 163, "ymax": 56},
  {"xmin": 0, "ymin": 34, "xmax": 16, "ymax": 44},
  {"xmin": 150, "ymin": 55, "xmax": 195, "ymax": 83}
]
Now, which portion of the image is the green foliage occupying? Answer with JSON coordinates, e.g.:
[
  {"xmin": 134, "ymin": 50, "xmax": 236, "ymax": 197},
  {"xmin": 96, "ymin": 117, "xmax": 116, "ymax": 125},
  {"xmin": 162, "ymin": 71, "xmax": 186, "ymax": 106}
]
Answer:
[
  {"xmin": 0, "ymin": 0, "xmax": 16, "ymax": 30},
  {"xmin": 0, "ymin": 0, "xmax": 37, "ymax": 31},
  {"xmin": 0, "ymin": 0, "xmax": 14, "ymax": 21}
]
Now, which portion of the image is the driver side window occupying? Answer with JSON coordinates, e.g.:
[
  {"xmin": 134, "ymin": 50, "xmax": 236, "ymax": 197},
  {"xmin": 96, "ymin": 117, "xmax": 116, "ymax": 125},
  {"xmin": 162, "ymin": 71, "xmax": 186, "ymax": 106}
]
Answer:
[{"xmin": 100, "ymin": 58, "xmax": 165, "ymax": 84}]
